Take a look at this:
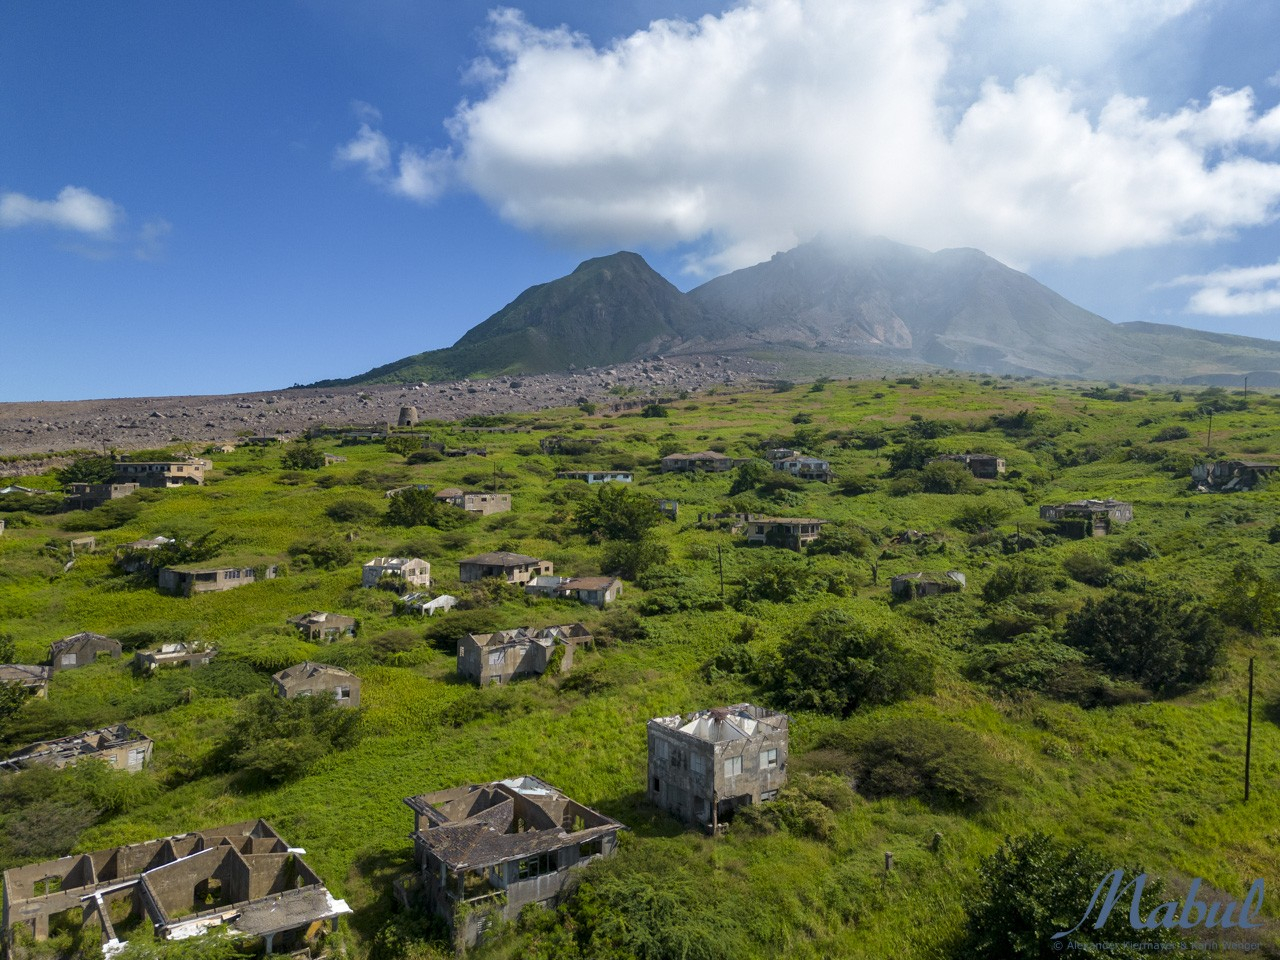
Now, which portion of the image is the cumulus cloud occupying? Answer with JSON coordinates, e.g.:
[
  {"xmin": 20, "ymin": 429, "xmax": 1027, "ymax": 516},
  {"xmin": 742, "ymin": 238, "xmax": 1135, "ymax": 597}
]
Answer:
[
  {"xmin": 0, "ymin": 185, "xmax": 122, "ymax": 236},
  {"xmin": 342, "ymin": 0, "xmax": 1280, "ymax": 273},
  {"xmin": 335, "ymin": 113, "xmax": 452, "ymax": 202},
  {"xmin": 1169, "ymin": 260, "xmax": 1280, "ymax": 315}
]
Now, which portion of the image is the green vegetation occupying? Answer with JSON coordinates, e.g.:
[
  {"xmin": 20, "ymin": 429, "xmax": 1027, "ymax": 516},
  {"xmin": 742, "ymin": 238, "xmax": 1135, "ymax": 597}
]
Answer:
[{"xmin": 1, "ymin": 373, "xmax": 1278, "ymax": 959}]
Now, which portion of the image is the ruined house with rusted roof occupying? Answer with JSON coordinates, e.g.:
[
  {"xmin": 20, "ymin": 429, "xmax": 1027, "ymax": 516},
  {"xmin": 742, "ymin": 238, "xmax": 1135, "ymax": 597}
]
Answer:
[
  {"xmin": 1, "ymin": 819, "xmax": 350, "ymax": 955},
  {"xmin": 403, "ymin": 776, "xmax": 623, "ymax": 950},
  {"xmin": 1, "ymin": 723, "xmax": 152, "ymax": 775},
  {"xmin": 272, "ymin": 661, "xmax": 360, "ymax": 708},
  {"xmin": 647, "ymin": 704, "xmax": 789, "ymax": 830},
  {"xmin": 48, "ymin": 632, "xmax": 121, "ymax": 672},
  {"xmin": 457, "ymin": 624, "xmax": 590, "ymax": 686}
]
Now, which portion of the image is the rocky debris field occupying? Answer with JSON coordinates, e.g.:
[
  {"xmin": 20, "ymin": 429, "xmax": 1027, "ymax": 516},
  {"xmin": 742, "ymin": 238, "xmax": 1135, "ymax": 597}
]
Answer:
[{"xmin": 0, "ymin": 355, "xmax": 777, "ymax": 462}]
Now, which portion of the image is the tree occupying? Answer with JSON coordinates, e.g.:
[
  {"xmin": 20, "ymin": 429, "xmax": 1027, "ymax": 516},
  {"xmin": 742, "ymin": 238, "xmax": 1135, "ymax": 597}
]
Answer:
[
  {"xmin": 919, "ymin": 460, "xmax": 979, "ymax": 494},
  {"xmin": 728, "ymin": 459, "xmax": 772, "ymax": 496},
  {"xmin": 56, "ymin": 454, "xmax": 116, "ymax": 485},
  {"xmin": 1214, "ymin": 562, "xmax": 1280, "ymax": 635},
  {"xmin": 640, "ymin": 403, "xmax": 668, "ymax": 418},
  {"xmin": 1060, "ymin": 584, "xmax": 1225, "ymax": 692},
  {"xmin": 961, "ymin": 833, "xmax": 1178, "ymax": 958},
  {"xmin": 766, "ymin": 609, "xmax": 934, "ymax": 716},
  {"xmin": 851, "ymin": 718, "xmax": 1005, "ymax": 808},
  {"xmin": 280, "ymin": 443, "xmax": 326, "ymax": 470},
  {"xmin": 886, "ymin": 438, "xmax": 938, "ymax": 475},
  {"xmin": 575, "ymin": 483, "xmax": 662, "ymax": 542},
  {"xmin": 218, "ymin": 691, "xmax": 362, "ymax": 785},
  {"xmin": 384, "ymin": 435, "xmax": 423, "ymax": 458},
  {"xmin": 384, "ymin": 487, "xmax": 434, "ymax": 527},
  {"xmin": 602, "ymin": 535, "xmax": 669, "ymax": 580}
]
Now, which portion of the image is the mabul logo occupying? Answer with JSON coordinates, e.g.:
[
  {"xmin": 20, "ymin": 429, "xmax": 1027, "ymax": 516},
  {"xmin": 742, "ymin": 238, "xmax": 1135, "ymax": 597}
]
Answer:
[{"xmin": 1053, "ymin": 870, "xmax": 1264, "ymax": 940}]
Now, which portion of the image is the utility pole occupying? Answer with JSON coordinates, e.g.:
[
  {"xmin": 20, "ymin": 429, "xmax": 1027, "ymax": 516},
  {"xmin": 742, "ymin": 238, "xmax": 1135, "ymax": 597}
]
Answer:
[{"xmin": 1246, "ymin": 657, "xmax": 1255, "ymax": 803}]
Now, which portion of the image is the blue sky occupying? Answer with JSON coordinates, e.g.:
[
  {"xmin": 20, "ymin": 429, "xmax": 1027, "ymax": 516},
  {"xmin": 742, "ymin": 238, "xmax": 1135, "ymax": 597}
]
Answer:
[{"xmin": 5, "ymin": 1, "xmax": 1280, "ymax": 401}]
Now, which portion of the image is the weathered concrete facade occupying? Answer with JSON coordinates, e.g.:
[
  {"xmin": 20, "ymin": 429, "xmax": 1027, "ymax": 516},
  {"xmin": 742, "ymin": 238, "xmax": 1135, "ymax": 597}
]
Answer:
[
  {"xmin": 647, "ymin": 704, "xmax": 790, "ymax": 830},
  {"xmin": 1039, "ymin": 498, "xmax": 1133, "ymax": 538},
  {"xmin": 891, "ymin": 570, "xmax": 967, "ymax": 599},
  {"xmin": 362, "ymin": 556, "xmax": 431, "ymax": 589},
  {"xmin": 458, "ymin": 552, "xmax": 554, "ymax": 584},
  {"xmin": 288, "ymin": 611, "xmax": 357, "ymax": 641},
  {"xmin": 554, "ymin": 470, "xmax": 632, "ymax": 484},
  {"xmin": 0, "ymin": 664, "xmax": 52, "ymax": 697},
  {"xmin": 772, "ymin": 455, "xmax": 834, "ymax": 481},
  {"xmin": 112, "ymin": 458, "xmax": 208, "ymax": 487},
  {"xmin": 927, "ymin": 453, "xmax": 1006, "ymax": 478},
  {"xmin": 48, "ymin": 632, "xmax": 122, "ymax": 672},
  {"xmin": 404, "ymin": 777, "xmax": 622, "ymax": 950},
  {"xmin": 435, "ymin": 489, "xmax": 512, "ymax": 515},
  {"xmin": 660, "ymin": 451, "xmax": 747, "ymax": 473},
  {"xmin": 457, "ymin": 624, "xmax": 589, "ymax": 685},
  {"xmin": 134, "ymin": 642, "xmax": 218, "ymax": 673},
  {"xmin": 1, "ymin": 723, "xmax": 151, "ymax": 774},
  {"xmin": 158, "ymin": 563, "xmax": 279, "ymax": 596},
  {"xmin": 743, "ymin": 517, "xmax": 828, "ymax": 550},
  {"xmin": 1, "ymin": 820, "xmax": 350, "ymax": 955},
  {"xmin": 272, "ymin": 661, "xmax": 361, "ymax": 707},
  {"xmin": 63, "ymin": 482, "xmax": 139, "ymax": 511}
]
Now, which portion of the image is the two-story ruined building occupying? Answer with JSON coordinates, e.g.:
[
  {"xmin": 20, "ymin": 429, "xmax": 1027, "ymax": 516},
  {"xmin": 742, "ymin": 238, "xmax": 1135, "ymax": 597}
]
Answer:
[
  {"xmin": 647, "ymin": 704, "xmax": 789, "ymax": 830},
  {"xmin": 457, "ymin": 624, "xmax": 590, "ymax": 685},
  {"xmin": 403, "ymin": 776, "xmax": 623, "ymax": 950}
]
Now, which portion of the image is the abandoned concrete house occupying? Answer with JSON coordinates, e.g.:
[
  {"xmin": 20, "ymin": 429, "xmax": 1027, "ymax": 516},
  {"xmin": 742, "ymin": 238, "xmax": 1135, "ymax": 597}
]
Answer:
[
  {"xmin": 0, "ymin": 664, "xmax": 52, "ymax": 697},
  {"xmin": 1, "ymin": 820, "xmax": 351, "ymax": 955},
  {"xmin": 764, "ymin": 448, "xmax": 800, "ymax": 461},
  {"xmin": 539, "ymin": 435, "xmax": 601, "ymax": 454},
  {"xmin": 1191, "ymin": 460, "xmax": 1279, "ymax": 492},
  {"xmin": 273, "ymin": 661, "xmax": 361, "ymax": 707},
  {"xmin": 744, "ymin": 516, "xmax": 829, "ymax": 550},
  {"xmin": 772, "ymin": 454, "xmax": 834, "ymax": 481},
  {"xmin": 890, "ymin": 570, "xmax": 967, "ymax": 599},
  {"xmin": 134, "ymin": 642, "xmax": 218, "ymax": 673},
  {"xmin": 63, "ymin": 482, "xmax": 139, "ymax": 511},
  {"xmin": 48, "ymin": 632, "xmax": 122, "ymax": 672},
  {"xmin": 114, "ymin": 535, "xmax": 176, "ymax": 572},
  {"xmin": 554, "ymin": 576, "xmax": 623, "ymax": 608},
  {"xmin": 112, "ymin": 457, "xmax": 208, "ymax": 487},
  {"xmin": 657, "ymin": 498, "xmax": 679, "ymax": 519},
  {"xmin": 554, "ymin": 470, "xmax": 633, "ymax": 484},
  {"xmin": 362, "ymin": 556, "xmax": 432, "ymax": 589},
  {"xmin": 660, "ymin": 451, "xmax": 748, "ymax": 473},
  {"xmin": 434, "ymin": 488, "xmax": 513, "ymax": 515},
  {"xmin": 400, "ymin": 592, "xmax": 459, "ymax": 616},
  {"xmin": 927, "ymin": 453, "xmax": 1006, "ymax": 478},
  {"xmin": 458, "ymin": 551, "xmax": 554, "ymax": 584},
  {"xmin": 288, "ymin": 611, "xmax": 357, "ymax": 642},
  {"xmin": 647, "ymin": 704, "xmax": 790, "ymax": 830},
  {"xmin": 1, "ymin": 723, "xmax": 152, "ymax": 775},
  {"xmin": 158, "ymin": 562, "xmax": 279, "ymax": 596},
  {"xmin": 457, "ymin": 624, "xmax": 590, "ymax": 685},
  {"xmin": 1039, "ymin": 498, "xmax": 1134, "ymax": 537},
  {"xmin": 403, "ymin": 776, "xmax": 623, "ymax": 949}
]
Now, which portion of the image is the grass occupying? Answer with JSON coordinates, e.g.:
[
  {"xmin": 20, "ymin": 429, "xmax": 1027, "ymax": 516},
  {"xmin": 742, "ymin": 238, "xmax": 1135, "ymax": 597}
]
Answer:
[{"xmin": 1, "ymin": 373, "xmax": 1278, "ymax": 958}]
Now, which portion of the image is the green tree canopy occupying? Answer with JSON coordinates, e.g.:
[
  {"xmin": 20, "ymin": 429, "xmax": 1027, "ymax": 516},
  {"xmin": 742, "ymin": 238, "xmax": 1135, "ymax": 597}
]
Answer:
[
  {"xmin": 575, "ymin": 483, "xmax": 662, "ymax": 542},
  {"xmin": 55, "ymin": 454, "xmax": 116, "ymax": 485},
  {"xmin": 218, "ymin": 691, "xmax": 362, "ymax": 785}
]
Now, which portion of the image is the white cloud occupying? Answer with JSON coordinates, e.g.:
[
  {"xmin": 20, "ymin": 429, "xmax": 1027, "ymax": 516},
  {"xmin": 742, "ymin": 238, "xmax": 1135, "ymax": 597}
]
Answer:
[
  {"xmin": 342, "ymin": 0, "xmax": 1280, "ymax": 273},
  {"xmin": 0, "ymin": 185, "xmax": 122, "ymax": 236},
  {"xmin": 1169, "ymin": 259, "xmax": 1280, "ymax": 315},
  {"xmin": 335, "ymin": 120, "xmax": 451, "ymax": 202},
  {"xmin": 134, "ymin": 218, "xmax": 172, "ymax": 261}
]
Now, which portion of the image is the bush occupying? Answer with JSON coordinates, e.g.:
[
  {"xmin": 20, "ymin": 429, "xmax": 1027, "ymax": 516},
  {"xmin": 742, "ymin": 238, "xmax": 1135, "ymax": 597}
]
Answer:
[
  {"xmin": 602, "ymin": 535, "xmax": 669, "ymax": 580},
  {"xmin": 887, "ymin": 438, "xmax": 939, "ymax": 475},
  {"xmin": 217, "ymin": 691, "xmax": 362, "ymax": 785},
  {"xmin": 575, "ymin": 484, "xmax": 662, "ymax": 542},
  {"xmin": 280, "ymin": 443, "xmax": 326, "ymax": 470},
  {"xmin": 919, "ymin": 460, "xmax": 979, "ymax": 494},
  {"xmin": 55, "ymin": 455, "xmax": 115, "ymax": 485},
  {"xmin": 847, "ymin": 717, "xmax": 1006, "ymax": 808},
  {"xmin": 981, "ymin": 564, "xmax": 1047, "ymax": 603},
  {"xmin": 326, "ymin": 497, "xmax": 381, "ymax": 523},
  {"xmin": 1060, "ymin": 584, "xmax": 1225, "ymax": 692},
  {"xmin": 640, "ymin": 403, "xmax": 668, "ymax": 418},
  {"xmin": 734, "ymin": 774, "xmax": 855, "ymax": 841},
  {"xmin": 961, "ymin": 833, "xmax": 1178, "ymax": 958},
  {"xmin": 1214, "ymin": 562, "xmax": 1280, "ymax": 634},
  {"xmin": 1152, "ymin": 424, "xmax": 1190, "ymax": 442},
  {"xmin": 1063, "ymin": 550, "xmax": 1114, "ymax": 586},
  {"xmin": 952, "ymin": 502, "xmax": 1010, "ymax": 533},
  {"xmin": 765, "ymin": 609, "xmax": 934, "ymax": 716},
  {"xmin": 288, "ymin": 537, "xmax": 355, "ymax": 571},
  {"xmin": 61, "ymin": 496, "xmax": 144, "ymax": 531}
]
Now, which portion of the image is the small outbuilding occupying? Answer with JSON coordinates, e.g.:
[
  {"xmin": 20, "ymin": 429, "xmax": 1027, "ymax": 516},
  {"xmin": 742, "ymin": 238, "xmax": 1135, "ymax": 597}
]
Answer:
[{"xmin": 272, "ymin": 661, "xmax": 361, "ymax": 708}]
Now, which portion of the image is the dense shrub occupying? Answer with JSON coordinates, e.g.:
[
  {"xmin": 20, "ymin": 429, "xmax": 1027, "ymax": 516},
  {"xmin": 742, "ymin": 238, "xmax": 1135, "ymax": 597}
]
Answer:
[
  {"xmin": 60, "ymin": 496, "xmax": 143, "ymax": 531},
  {"xmin": 1152, "ymin": 424, "xmax": 1190, "ymax": 442},
  {"xmin": 919, "ymin": 460, "xmax": 979, "ymax": 494},
  {"xmin": 952, "ymin": 502, "xmax": 1010, "ymax": 533},
  {"xmin": 960, "ymin": 833, "xmax": 1178, "ymax": 958},
  {"xmin": 601, "ymin": 535, "xmax": 669, "ymax": 580},
  {"xmin": 217, "ymin": 691, "xmax": 362, "ymax": 785},
  {"xmin": 1060, "ymin": 584, "xmax": 1225, "ymax": 692},
  {"xmin": 981, "ymin": 563, "xmax": 1047, "ymax": 603},
  {"xmin": 765, "ymin": 609, "xmax": 934, "ymax": 716},
  {"xmin": 326, "ymin": 497, "xmax": 381, "ymax": 523},
  {"xmin": 575, "ymin": 483, "xmax": 662, "ymax": 542},
  {"xmin": 734, "ymin": 774, "xmax": 856, "ymax": 841},
  {"xmin": 288, "ymin": 537, "xmax": 355, "ymax": 570},
  {"xmin": 846, "ymin": 717, "xmax": 1006, "ymax": 808},
  {"xmin": 1062, "ymin": 550, "xmax": 1114, "ymax": 586},
  {"xmin": 1214, "ymin": 562, "xmax": 1280, "ymax": 634},
  {"xmin": 280, "ymin": 443, "xmax": 326, "ymax": 470}
]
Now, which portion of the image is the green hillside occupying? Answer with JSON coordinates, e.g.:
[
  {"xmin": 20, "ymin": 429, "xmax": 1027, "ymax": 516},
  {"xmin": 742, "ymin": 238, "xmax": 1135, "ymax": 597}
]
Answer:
[{"xmin": 1, "ymin": 375, "xmax": 1278, "ymax": 959}]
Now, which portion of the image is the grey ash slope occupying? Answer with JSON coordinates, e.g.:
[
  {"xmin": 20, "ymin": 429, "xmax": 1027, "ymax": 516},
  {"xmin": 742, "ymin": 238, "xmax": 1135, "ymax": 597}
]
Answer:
[{"xmin": 313, "ymin": 237, "xmax": 1280, "ymax": 385}]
